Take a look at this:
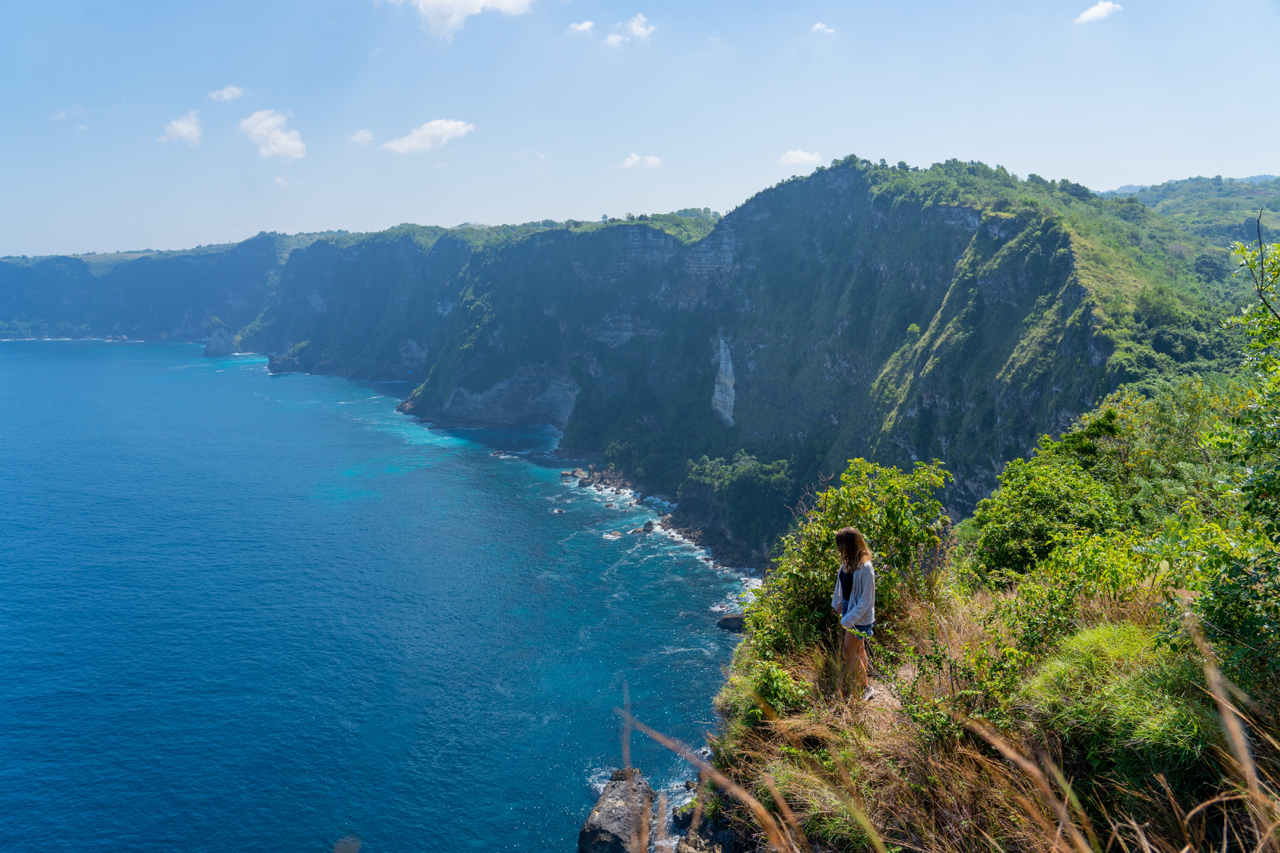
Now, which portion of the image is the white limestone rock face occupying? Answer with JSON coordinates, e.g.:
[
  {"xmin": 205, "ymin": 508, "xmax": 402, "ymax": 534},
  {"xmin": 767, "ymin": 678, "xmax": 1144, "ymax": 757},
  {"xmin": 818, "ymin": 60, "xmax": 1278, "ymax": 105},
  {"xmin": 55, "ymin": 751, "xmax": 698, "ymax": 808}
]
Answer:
[{"xmin": 711, "ymin": 337, "xmax": 735, "ymax": 427}]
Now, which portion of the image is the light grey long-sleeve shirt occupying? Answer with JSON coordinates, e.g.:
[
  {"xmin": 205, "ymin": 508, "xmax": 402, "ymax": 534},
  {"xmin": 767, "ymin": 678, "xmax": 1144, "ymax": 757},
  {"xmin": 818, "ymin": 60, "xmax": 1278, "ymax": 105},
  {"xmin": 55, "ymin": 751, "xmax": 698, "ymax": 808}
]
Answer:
[{"xmin": 831, "ymin": 561, "xmax": 876, "ymax": 628}]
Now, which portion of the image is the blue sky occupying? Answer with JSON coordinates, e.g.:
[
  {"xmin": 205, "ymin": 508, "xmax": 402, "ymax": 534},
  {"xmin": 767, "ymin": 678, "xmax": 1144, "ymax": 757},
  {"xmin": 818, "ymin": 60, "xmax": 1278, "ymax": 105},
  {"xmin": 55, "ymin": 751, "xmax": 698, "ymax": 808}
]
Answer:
[{"xmin": 4, "ymin": 0, "xmax": 1279, "ymax": 256}]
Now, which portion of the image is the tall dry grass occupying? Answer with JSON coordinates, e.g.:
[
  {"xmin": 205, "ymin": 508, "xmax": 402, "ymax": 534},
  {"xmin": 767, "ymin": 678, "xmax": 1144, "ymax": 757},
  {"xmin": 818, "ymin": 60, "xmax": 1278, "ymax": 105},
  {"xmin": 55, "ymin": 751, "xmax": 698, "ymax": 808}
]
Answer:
[
  {"xmin": 619, "ymin": 642, "xmax": 1278, "ymax": 853},
  {"xmin": 610, "ymin": 594, "xmax": 1278, "ymax": 853}
]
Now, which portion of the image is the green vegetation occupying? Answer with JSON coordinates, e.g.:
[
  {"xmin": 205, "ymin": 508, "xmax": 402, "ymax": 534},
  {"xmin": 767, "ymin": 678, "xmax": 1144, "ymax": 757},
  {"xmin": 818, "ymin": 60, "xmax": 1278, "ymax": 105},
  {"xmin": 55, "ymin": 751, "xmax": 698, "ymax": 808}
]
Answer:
[
  {"xmin": 0, "ymin": 159, "xmax": 1263, "ymax": 551},
  {"xmin": 1181, "ymin": 237, "xmax": 1280, "ymax": 688},
  {"xmin": 682, "ymin": 452, "xmax": 794, "ymax": 553},
  {"xmin": 741, "ymin": 459, "xmax": 950, "ymax": 661},
  {"xmin": 1022, "ymin": 623, "xmax": 1217, "ymax": 799},
  {"xmin": 1107, "ymin": 175, "xmax": 1280, "ymax": 248},
  {"xmin": 972, "ymin": 457, "xmax": 1118, "ymax": 574},
  {"xmin": 217, "ymin": 156, "xmax": 1261, "ymax": 552},
  {"xmin": 0, "ymin": 316, "xmax": 90, "ymax": 338},
  {"xmin": 690, "ymin": 238, "xmax": 1280, "ymax": 852}
]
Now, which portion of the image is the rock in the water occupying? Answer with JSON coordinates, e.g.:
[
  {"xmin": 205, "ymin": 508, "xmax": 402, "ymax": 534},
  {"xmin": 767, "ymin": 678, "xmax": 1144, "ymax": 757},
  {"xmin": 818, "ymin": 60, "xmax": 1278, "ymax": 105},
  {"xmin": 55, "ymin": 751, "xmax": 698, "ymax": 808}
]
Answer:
[
  {"xmin": 643, "ymin": 520, "xmax": 655, "ymax": 533},
  {"xmin": 716, "ymin": 614, "xmax": 745, "ymax": 633},
  {"xmin": 203, "ymin": 319, "xmax": 235, "ymax": 357},
  {"xmin": 579, "ymin": 769, "xmax": 655, "ymax": 853}
]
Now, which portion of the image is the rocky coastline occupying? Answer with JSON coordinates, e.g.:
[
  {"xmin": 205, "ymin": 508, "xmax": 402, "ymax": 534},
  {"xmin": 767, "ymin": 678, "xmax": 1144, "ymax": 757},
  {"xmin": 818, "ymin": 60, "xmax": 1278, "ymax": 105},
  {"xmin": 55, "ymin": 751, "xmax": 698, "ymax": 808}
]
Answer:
[
  {"xmin": 577, "ymin": 768, "xmax": 749, "ymax": 853},
  {"xmin": 559, "ymin": 462, "xmax": 771, "ymax": 572},
  {"xmin": 559, "ymin": 462, "xmax": 755, "ymax": 851}
]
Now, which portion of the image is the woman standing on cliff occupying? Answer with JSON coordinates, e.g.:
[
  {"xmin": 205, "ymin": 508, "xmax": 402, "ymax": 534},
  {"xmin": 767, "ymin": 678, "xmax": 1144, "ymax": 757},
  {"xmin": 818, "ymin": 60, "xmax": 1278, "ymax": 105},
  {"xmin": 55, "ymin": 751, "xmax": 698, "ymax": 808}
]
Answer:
[{"xmin": 831, "ymin": 527, "xmax": 876, "ymax": 702}]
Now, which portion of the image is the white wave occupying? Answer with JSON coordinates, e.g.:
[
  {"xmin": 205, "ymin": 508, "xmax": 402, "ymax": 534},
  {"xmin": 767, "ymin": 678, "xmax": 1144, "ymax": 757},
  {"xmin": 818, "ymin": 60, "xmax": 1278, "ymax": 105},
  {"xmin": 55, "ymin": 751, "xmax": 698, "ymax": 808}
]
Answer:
[{"xmin": 587, "ymin": 767, "xmax": 616, "ymax": 797}]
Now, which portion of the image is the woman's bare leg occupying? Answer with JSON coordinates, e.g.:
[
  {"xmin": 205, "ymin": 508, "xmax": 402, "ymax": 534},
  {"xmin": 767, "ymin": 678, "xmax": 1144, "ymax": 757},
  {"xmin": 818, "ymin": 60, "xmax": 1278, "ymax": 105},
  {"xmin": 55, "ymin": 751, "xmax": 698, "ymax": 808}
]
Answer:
[
  {"xmin": 842, "ymin": 631, "xmax": 868, "ymax": 695},
  {"xmin": 843, "ymin": 632, "xmax": 869, "ymax": 696}
]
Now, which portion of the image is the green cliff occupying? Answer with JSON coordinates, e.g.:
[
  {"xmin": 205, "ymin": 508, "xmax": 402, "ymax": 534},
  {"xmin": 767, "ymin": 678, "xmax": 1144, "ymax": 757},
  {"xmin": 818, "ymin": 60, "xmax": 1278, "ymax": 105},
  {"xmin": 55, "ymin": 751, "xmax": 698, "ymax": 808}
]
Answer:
[
  {"xmin": 1, "ymin": 158, "xmax": 1259, "ymax": 546},
  {"xmin": 233, "ymin": 157, "xmax": 1245, "ymax": 533}
]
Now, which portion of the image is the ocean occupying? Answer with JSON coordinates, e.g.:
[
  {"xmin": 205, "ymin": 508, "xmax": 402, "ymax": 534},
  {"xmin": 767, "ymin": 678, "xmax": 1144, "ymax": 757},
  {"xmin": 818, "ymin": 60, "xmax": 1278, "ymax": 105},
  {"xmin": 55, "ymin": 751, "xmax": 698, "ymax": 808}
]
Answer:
[{"xmin": 0, "ymin": 340, "xmax": 751, "ymax": 852}]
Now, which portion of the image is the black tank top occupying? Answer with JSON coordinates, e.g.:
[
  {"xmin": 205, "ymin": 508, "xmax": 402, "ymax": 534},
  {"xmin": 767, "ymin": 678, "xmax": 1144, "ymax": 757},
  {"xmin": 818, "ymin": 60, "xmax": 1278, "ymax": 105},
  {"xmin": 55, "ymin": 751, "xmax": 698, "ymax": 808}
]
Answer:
[{"xmin": 840, "ymin": 567, "xmax": 853, "ymax": 601}]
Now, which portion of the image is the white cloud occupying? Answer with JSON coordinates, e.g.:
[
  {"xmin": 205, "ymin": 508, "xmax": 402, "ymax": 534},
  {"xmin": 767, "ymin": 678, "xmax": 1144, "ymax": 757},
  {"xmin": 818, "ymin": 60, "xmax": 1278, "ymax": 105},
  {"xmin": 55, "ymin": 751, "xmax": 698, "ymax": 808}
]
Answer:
[
  {"xmin": 274, "ymin": 176, "xmax": 288, "ymax": 186},
  {"xmin": 626, "ymin": 14, "xmax": 654, "ymax": 39},
  {"xmin": 158, "ymin": 111, "xmax": 202, "ymax": 146},
  {"xmin": 568, "ymin": 20, "xmax": 593, "ymax": 34},
  {"xmin": 351, "ymin": 129, "xmax": 374, "ymax": 145},
  {"xmin": 238, "ymin": 109, "xmax": 306, "ymax": 159},
  {"xmin": 52, "ymin": 109, "xmax": 67, "ymax": 120},
  {"xmin": 390, "ymin": 0, "xmax": 532, "ymax": 39},
  {"xmin": 605, "ymin": 33, "xmax": 626, "ymax": 46},
  {"xmin": 1074, "ymin": 1, "xmax": 1121, "ymax": 23},
  {"xmin": 621, "ymin": 153, "xmax": 660, "ymax": 168},
  {"xmin": 812, "ymin": 22, "xmax": 835, "ymax": 33},
  {"xmin": 382, "ymin": 119, "xmax": 475, "ymax": 153},
  {"xmin": 779, "ymin": 149, "xmax": 821, "ymax": 166},
  {"xmin": 208, "ymin": 85, "xmax": 244, "ymax": 102}
]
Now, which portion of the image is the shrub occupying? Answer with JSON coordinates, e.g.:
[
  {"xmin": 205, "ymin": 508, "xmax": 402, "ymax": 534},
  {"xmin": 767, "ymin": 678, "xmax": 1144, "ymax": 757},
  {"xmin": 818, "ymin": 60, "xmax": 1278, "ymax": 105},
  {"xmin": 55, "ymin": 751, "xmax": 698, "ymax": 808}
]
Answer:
[
  {"xmin": 973, "ymin": 457, "xmax": 1118, "ymax": 574},
  {"xmin": 1193, "ymin": 549, "xmax": 1280, "ymax": 688},
  {"xmin": 1184, "ymin": 238, "xmax": 1280, "ymax": 689},
  {"xmin": 992, "ymin": 530, "xmax": 1156, "ymax": 655},
  {"xmin": 751, "ymin": 662, "xmax": 809, "ymax": 720},
  {"xmin": 683, "ymin": 451, "xmax": 795, "ymax": 550},
  {"xmin": 744, "ymin": 458, "xmax": 951, "ymax": 658},
  {"xmin": 1045, "ymin": 380, "xmax": 1247, "ymax": 528},
  {"xmin": 715, "ymin": 656, "xmax": 809, "ymax": 727}
]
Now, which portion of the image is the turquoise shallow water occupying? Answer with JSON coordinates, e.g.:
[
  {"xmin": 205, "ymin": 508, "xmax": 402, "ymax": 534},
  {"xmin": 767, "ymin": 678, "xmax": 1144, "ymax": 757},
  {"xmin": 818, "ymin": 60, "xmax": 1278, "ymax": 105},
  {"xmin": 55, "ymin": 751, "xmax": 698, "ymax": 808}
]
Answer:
[{"xmin": 0, "ymin": 341, "xmax": 749, "ymax": 852}]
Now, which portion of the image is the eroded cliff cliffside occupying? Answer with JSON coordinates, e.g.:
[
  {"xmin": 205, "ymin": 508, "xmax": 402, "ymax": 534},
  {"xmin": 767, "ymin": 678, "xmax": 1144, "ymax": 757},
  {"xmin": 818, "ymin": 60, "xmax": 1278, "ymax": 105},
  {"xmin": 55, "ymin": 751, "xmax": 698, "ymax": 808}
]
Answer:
[
  {"xmin": 234, "ymin": 158, "xmax": 1241, "ymax": 522},
  {"xmin": 2, "ymin": 160, "xmax": 1243, "ymax": 540}
]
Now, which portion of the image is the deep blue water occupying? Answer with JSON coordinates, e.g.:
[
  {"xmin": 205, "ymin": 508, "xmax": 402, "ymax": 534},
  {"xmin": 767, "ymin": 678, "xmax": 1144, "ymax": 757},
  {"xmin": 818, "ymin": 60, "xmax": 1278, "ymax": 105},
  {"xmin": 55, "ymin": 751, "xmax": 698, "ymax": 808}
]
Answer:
[{"xmin": 0, "ymin": 341, "xmax": 750, "ymax": 853}]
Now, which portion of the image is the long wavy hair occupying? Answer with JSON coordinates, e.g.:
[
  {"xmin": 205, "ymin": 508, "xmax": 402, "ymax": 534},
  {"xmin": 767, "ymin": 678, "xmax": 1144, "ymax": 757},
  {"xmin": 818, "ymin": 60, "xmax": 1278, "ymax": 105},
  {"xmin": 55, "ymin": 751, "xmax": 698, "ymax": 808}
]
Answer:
[{"xmin": 835, "ymin": 527, "xmax": 873, "ymax": 570}]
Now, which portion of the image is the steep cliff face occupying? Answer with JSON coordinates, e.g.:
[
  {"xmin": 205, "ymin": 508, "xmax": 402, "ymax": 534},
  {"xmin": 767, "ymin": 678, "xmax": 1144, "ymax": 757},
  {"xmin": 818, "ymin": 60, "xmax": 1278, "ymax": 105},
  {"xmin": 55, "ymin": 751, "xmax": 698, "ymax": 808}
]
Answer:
[
  {"xmin": 241, "ymin": 158, "xmax": 1236, "ymax": 516},
  {"xmin": 239, "ymin": 229, "xmax": 464, "ymax": 381},
  {"xmin": 0, "ymin": 233, "xmax": 291, "ymax": 339},
  {"xmin": 3, "ymin": 160, "xmax": 1239, "ymax": 531},
  {"xmin": 412, "ymin": 363, "xmax": 580, "ymax": 429}
]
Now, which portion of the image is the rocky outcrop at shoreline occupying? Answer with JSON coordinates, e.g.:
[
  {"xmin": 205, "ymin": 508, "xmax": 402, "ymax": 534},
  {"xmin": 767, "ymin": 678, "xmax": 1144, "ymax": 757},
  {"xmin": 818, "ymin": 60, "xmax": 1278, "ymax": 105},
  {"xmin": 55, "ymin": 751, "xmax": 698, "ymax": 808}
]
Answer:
[{"xmin": 578, "ymin": 769, "xmax": 655, "ymax": 853}]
